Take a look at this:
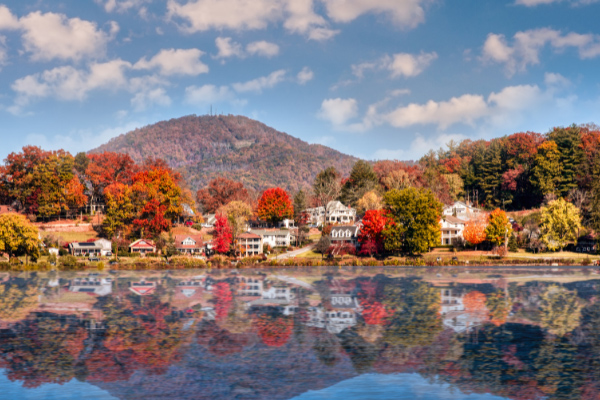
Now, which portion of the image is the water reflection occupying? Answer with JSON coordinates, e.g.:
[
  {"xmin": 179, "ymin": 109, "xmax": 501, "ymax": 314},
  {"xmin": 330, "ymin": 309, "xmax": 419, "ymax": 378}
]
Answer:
[{"xmin": 1, "ymin": 268, "xmax": 600, "ymax": 399}]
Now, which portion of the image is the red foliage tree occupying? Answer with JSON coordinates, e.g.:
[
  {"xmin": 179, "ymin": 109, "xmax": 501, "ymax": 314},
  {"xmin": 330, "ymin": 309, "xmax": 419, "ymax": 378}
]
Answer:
[
  {"xmin": 358, "ymin": 209, "xmax": 388, "ymax": 254},
  {"xmin": 257, "ymin": 187, "xmax": 294, "ymax": 225},
  {"xmin": 196, "ymin": 177, "xmax": 250, "ymax": 213},
  {"xmin": 86, "ymin": 152, "xmax": 137, "ymax": 195},
  {"xmin": 360, "ymin": 299, "xmax": 389, "ymax": 325},
  {"xmin": 133, "ymin": 199, "xmax": 171, "ymax": 238},
  {"xmin": 213, "ymin": 214, "xmax": 232, "ymax": 254},
  {"xmin": 505, "ymin": 131, "xmax": 544, "ymax": 165},
  {"xmin": 254, "ymin": 314, "xmax": 293, "ymax": 347}
]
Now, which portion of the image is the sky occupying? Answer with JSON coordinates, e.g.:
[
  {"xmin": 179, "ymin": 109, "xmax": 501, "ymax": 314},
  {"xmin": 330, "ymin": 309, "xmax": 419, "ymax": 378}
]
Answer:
[{"xmin": 1, "ymin": 0, "xmax": 600, "ymax": 162}]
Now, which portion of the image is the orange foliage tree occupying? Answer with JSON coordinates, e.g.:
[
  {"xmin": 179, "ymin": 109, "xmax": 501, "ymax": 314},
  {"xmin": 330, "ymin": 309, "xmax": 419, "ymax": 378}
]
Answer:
[
  {"xmin": 257, "ymin": 187, "xmax": 293, "ymax": 225},
  {"xmin": 196, "ymin": 177, "xmax": 251, "ymax": 213},
  {"xmin": 463, "ymin": 215, "xmax": 488, "ymax": 249}
]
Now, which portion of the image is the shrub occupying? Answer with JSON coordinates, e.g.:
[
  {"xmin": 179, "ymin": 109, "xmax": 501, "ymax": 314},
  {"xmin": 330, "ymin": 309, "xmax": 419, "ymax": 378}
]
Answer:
[
  {"xmin": 192, "ymin": 223, "xmax": 203, "ymax": 230},
  {"xmin": 59, "ymin": 255, "xmax": 78, "ymax": 269}
]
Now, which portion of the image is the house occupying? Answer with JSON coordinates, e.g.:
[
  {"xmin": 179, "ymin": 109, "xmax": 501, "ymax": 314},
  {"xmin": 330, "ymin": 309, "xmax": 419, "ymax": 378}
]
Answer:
[
  {"xmin": 330, "ymin": 225, "xmax": 360, "ymax": 246},
  {"xmin": 95, "ymin": 238, "xmax": 112, "ymax": 256},
  {"xmin": 278, "ymin": 219, "xmax": 295, "ymax": 229},
  {"xmin": 174, "ymin": 235, "xmax": 204, "ymax": 254},
  {"xmin": 305, "ymin": 201, "xmax": 357, "ymax": 226},
  {"xmin": 129, "ymin": 239, "xmax": 156, "ymax": 254},
  {"xmin": 237, "ymin": 233, "xmax": 262, "ymax": 256},
  {"xmin": 68, "ymin": 276, "xmax": 113, "ymax": 296},
  {"xmin": 202, "ymin": 214, "xmax": 216, "ymax": 228},
  {"xmin": 233, "ymin": 275, "xmax": 264, "ymax": 297},
  {"xmin": 576, "ymin": 234, "xmax": 598, "ymax": 254},
  {"xmin": 129, "ymin": 280, "xmax": 159, "ymax": 295},
  {"xmin": 69, "ymin": 241, "xmax": 103, "ymax": 256},
  {"xmin": 250, "ymin": 229, "xmax": 291, "ymax": 248},
  {"xmin": 440, "ymin": 216, "xmax": 466, "ymax": 245},
  {"xmin": 442, "ymin": 201, "xmax": 482, "ymax": 221},
  {"xmin": 48, "ymin": 248, "xmax": 59, "ymax": 256}
]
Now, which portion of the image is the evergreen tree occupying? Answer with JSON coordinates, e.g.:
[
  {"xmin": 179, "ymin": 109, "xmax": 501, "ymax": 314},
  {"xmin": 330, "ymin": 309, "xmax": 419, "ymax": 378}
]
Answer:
[
  {"xmin": 312, "ymin": 167, "xmax": 341, "ymax": 208},
  {"xmin": 548, "ymin": 125, "xmax": 583, "ymax": 196},
  {"xmin": 480, "ymin": 139, "xmax": 504, "ymax": 208},
  {"xmin": 339, "ymin": 160, "xmax": 379, "ymax": 207},
  {"xmin": 531, "ymin": 141, "xmax": 562, "ymax": 197}
]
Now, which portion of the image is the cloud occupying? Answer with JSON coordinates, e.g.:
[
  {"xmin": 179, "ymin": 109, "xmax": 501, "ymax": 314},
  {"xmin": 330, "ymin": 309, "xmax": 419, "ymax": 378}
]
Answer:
[
  {"xmin": 374, "ymin": 132, "xmax": 468, "ymax": 160},
  {"xmin": 318, "ymin": 98, "xmax": 358, "ymax": 126},
  {"xmin": 131, "ymin": 87, "xmax": 171, "ymax": 111},
  {"xmin": 184, "ymin": 84, "xmax": 236, "ymax": 105},
  {"xmin": 482, "ymin": 28, "xmax": 600, "ymax": 75},
  {"xmin": 352, "ymin": 51, "xmax": 437, "ymax": 79},
  {"xmin": 0, "ymin": 36, "xmax": 7, "ymax": 67},
  {"xmin": 214, "ymin": 37, "xmax": 279, "ymax": 59},
  {"xmin": 297, "ymin": 67, "xmax": 314, "ymax": 84},
  {"xmin": 246, "ymin": 40, "xmax": 279, "ymax": 57},
  {"xmin": 0, "ymin": 5, "xmax": 19, "ymax": 30},
  {"xmin": 232, "ymin": 69, "xmax": 286, "ymax": 93},
  {"xmin": 321, "ymin": 0, "xmax": 430, "ymax": 29},
  {"xmin": 134, "ymin": 48, "xmax": 209, "ymax": 76},
  {"xmin": 18, "ymin": 11, "xmax": 119, "ymax": 62},
  {"xmin": 168, "ymin": 0, "xmax": 426, "ymax": 39},
  {"xmin": 515, "ymin": 0, "xmax": 600, "ymax": 6},
  {"xmin": 96, "ymin": 0, "xmax": 152, "ymax": 13}
]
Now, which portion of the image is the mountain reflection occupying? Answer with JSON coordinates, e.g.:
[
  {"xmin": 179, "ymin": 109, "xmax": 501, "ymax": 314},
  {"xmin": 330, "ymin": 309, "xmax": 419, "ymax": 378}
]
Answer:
[{"xmin": 1, "ymin": 268, "xmax": 600, "ymax": 399}]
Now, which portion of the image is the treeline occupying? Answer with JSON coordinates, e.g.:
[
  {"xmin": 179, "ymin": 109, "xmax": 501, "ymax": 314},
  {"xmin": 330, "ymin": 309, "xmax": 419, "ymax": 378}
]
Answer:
[{"xmin": 0, "ymin": 146, "xmax": 196, "ymax": 239}]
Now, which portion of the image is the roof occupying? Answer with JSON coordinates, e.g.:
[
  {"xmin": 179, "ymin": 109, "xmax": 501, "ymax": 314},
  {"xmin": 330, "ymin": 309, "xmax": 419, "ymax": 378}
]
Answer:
[
  {"xmin": 129, "ymin": 239, "xmax": 156, "ymax": 249},
  {"xmin": 250, "ymin": 229, "xmax": 290, "ymax": 237},
  {"xmin": 174, "ymin": 234, "xmax": 204, "ymax": 248},
  {"xmin": 69, "ymin": 242, "xmax": 102, "ymax": 250},
  {"xmin": 443, "ymin": 216, "xmax": 466, "ymax": 224},
  {"xmin": 238, "ymin": 233, "xmax": 261, "ymax": 239},
  {"xmin": 330, "ymin": 225, "xmax": 359, "ymax": 234}
]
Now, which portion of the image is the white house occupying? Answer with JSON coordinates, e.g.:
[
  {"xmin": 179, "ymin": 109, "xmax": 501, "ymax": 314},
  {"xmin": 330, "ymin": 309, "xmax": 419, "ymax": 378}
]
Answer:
[
  {"xmin": 443, "ymin": 201, "xmax": 482, "ymax": 221},
  {"xmin": 305, "ymin": 201, "xmax": 356, "ymax": 226},
  {"xmin": 440, "ymin": 216, "xmax": 466, "ymax": 245},
  {"xmin": 250, "ymin": 229, "xmax": 291, "ymax": 248},
  {"xmin": 202, "ymin": 214, "xmax": 217, "ymax": 228},
  {"xmin": 330, "ymin": 225, "xmax": 360, "ymax": 247},
  {"xmin": 95, "ymin": 239, "xmax": 112, "ymax": 256}
]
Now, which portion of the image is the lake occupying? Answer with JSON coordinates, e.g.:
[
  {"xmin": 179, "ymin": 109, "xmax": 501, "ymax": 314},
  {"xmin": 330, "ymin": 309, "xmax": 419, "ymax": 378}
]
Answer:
[{"xmin": 0, "ymin": 266, "xmax": 598, "ymax": 399}]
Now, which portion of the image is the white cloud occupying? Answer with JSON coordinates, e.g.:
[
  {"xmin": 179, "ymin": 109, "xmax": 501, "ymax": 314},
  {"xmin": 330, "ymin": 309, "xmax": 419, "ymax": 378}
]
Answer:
[
  {"xmin": 134, "ymin": 48, "xmax": 209, "ymax": 76},
  {"xmin": 96, "ymin": 0, "xmax": 152, "ymax": 13},
  {"xmin": 0, "ymin": 35, "xmax": 7, "ymax": 67},
  {"xmin": 389, "ymin": 52, "xmax": 438, "ymax": 77},
  {"xmin": 283, "ymin": 0, "xmax": 339, "ymax": 40},
  {"xmin": 184, "ymin": 84, "xmax": 236, "ymax": 105},
  {"xmin": 131, "ymin": 87, "xmax": 171, "ymax": 111},
  {"xmin": 318, "ymin": 98, "xmax": 358, "ymax": 126},
  {"xmin": 482, "ymin": 28, "xmax": 600, "ymax": 75},
  {"xmin": 515, "ymin": 0, "xmax": 600, "ymax": 6},
  {"xmin": 214, "ymin": 37, "xmax": 244, "ymax": 59},
  {"xmin": 321, "ymin": 0, "xmax": 430, "ymax": 29},
  {"xmin": 297, "ymin": 67, "xmax": 314, "ymax": 84},
  {"xmin": 18, "ymin": 11, "xmax": 119, "ymax": 62},
  {"xmin": 544, "ymin": 72, "xmax": 571, "ymax": 88},
  {"xmin": 374, "ymin": 132, "xmax": 468, "ymax": 160},
  {"xmin": 0, "ymin": 5, "xmax": 19, "ymax": 30},
  {"xmin": 232, "ymin": 69, "xmax": 286, "ymax": 93},
  {"xmin": 246, "ymin": 40, "xmax": 279, "ymax": 57},
  {"xmin": 352, "ymin": 51, "xmax": 437, "ymax": 79}
]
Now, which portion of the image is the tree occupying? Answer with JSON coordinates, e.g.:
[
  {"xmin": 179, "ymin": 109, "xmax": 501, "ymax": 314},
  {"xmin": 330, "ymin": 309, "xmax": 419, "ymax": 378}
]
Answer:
[
  {"xmin": 293, "ymin": 190, "xmax": 308, "ymax": 220},
  {"xmin": 463, "ymin": 215, "xmax": 487, "ymax": 249},
  {"xmin": 540, "ymin": 285, "xmax": 582, "ymax": 337},
  {"xmin": 293, "ymin": 190, "xmax": 310, "ymax": 246},
  {"xmin": 548, "ymin": 125, "xmax": 583, "ymax": 197},
  {"xmin": 539, "ymin": 198, "xmax": 581, "ymax": 251},
  {"xmin": 257, "ymin": 187, "xmax": 293, "ymax": 226},
  {"xmin": 133, "ymin": 199, "xmax": 171, "ymax": 238},
  {"xmin": 0, "ymin": 213, "xmax": 40, "ymax": 261},
  {"xmin": 356, "ymin": 190, "xmax": 383, "ymax": 214},
  {"xmin": 313, "ymin": 167, "xmax": 341, "ymax": 208},
  {"xmin": 103, "ymin": 183, "xmax": 135, "ymax": 238},
  {"xmin": 315, "ymin": 236, "xmax": 331, "ymax": 259},
  {"xmin": 213, "ymin": 214, "xmax": 233, "ymax": 254},
  {"xmin": 358, "ymin": 209, "xmax": 388, "ymax": 254},
  {"xmin": 485, "ymin": 290, "xmax": 512, "ymax": 326},
  {"xmin": 531, "ymin": 141, "xmax": 562, "ymax": 197},
  {"xmin": 217, "ymin": 200, "xmax": 253, "ymax": 244},
  {"xmin": 340, "ymin": 160, "xmax": 379, "ymax": 207},
  {"xmin": 196, "ymin": 177, "xmax": 250, "ymax": 214},
  {"xmin": 382, "ymin": 188, "xmax": 443, "ymax": 255},
  {"xmin": 485, "ymin": 209, "xmax": 512, "ymax": 248},
  {"xmin": 86, "ymin": 152, "xmax": 137, "ymax": 198}
]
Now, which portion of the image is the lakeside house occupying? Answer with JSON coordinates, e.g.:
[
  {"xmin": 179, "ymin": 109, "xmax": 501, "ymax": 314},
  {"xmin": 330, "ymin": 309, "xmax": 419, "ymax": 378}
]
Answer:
[
  {"xmin": 305, "ymin": 201, "xmax": 356, "ymax": 226},
  {"xmin": 249, "ymin": 229, "xmax": 291, "ymax": 248},
  {"xmin": 440, "ymin": 216, "xmax": 466, "ymax": 245},
  {"xmin": 174, "ymin": 235, "xmax": 204, "ymax": 254},
  {"xmin": 443, "ymin": 201, "xmax": 482, "ymax": 221},
  {"xmin": 129, "ymin": 239, "xmax": 156, "ymax": 254},
  {"xmin": 69, "ymin": 241, "xmax": 103, "ymax": 256},
  {"xmin": 237, "ymin": 232, "xmax": 262, "ymax": 256},
  {"xmin": 202, "ymin": 214, "xmax": 216, "ymax": 228},
  {"xmin": 330, "ymin": 225, "xmax": 360, "ymax": 247}
]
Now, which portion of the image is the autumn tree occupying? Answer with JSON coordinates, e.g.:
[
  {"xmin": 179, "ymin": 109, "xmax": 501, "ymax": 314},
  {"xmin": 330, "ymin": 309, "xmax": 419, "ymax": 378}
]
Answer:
[
  {"xmin": 356, "ymin": 190, "xmax": 383, "ymax": 214},
  {"xmin": 257, "ymin": 187, "xmax": 293, "ymax": 226},
  {"xmin": 539, "ymin": 198, "xmax": 582, "ymax": 251},
  {"xmin": 358, "ymin": 209, "xmax": 388, "ymax": 255},
  {"xmin": 485, "ymin": 209, "xmax": 512, "ymax": 248},
  {"xmin": 340, "ymin": 160, "xmax": 379, "ymax": 207},
  {"xmin": 315, "ymin": 236, "xmax": 331, "ymax": 259},
  {"xmin": 196, "ymin": 177, "xmax": 250, "ymax": 214},
  {"xmin": 213, "ymin": 214, "xmax": 232, "ymax": 254},
  {"xmin": 86, "ymin": 152, "xmax": 137, "ymax": 198},
  {"xmin": 382, "ymin": 188, "xmax": 443, "ymax": 255},
  {"xmin": 0, "ymin": 213, "xmax": 40, "ymax": 261},
  {"xmin": 540, "ymin": 285, "xmax": 583, "ymax": 336},
  {"xmin": 312, "ymin": 166, "xmax": 341, "ymax": 207},
  {"xmin": 133, "ymin": 199, "xmax": 171, "ymax": 238},
  {"xmin": 293, "ymin": 190, "xmax": 310, "ymax": 246},
  {"xmin": 463, "ymin": 215, "xmax": 488, "ymax": 249},
  {"xmin": 102, "ymin": 183, "xmax": 135, "ymax": 238},
  {"xmin": 217, "ymin": 200, "xmax": 253, "ymax": 245},
  {"xmin": 531, "ymin": 141, "xmax": 562, "ymax": 197}
]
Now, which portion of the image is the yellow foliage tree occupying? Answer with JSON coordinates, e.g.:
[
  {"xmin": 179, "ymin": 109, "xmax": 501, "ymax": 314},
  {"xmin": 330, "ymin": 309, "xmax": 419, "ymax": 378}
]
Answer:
[
  {"xmin": 539, "ymin": 198, "xmax": 582, "ymax": 251},
  {"xmin": 0, "ymin": 213, "xmax": 41, "ymax": 261},
  {"xmin": 217, "ymin": 200, "xmax": 254, "ymax": 242},
  {"xmin": 357, "ymin": 190, "xmax": 383, "ymax": 214}
]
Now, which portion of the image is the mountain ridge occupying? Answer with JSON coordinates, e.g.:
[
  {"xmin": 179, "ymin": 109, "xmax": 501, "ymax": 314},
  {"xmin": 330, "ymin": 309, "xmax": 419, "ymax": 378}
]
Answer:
[{"xmin": 90, "ymin": 114, "xmax": 358, "ymax": 193}]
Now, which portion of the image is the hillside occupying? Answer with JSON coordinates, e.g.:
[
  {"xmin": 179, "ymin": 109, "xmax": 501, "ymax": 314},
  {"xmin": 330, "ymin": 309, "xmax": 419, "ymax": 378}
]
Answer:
[{"xmin": 90, "ymin": 114, "xmax": 358, "ymax": 193}]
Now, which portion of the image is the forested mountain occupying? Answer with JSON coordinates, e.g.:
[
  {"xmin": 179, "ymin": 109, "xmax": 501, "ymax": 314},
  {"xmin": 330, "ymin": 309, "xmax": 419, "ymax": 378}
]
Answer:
[{"xmin": 91, "ymin": 115, "xmax": 358, "ymax": 193}]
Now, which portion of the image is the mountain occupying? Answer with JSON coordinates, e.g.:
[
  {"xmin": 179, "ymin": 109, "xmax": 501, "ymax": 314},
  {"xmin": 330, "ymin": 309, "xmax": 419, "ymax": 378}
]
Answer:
[{"xmin": 90, "ymin": 114, "xmax": 358, "ymax": 193}]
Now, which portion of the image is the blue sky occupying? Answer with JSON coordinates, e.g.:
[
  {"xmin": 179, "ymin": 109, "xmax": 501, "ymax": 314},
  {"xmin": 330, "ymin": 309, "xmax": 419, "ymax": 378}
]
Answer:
[{"xmin": 1, "ymin": 0, "xmax": 600, "ymax": 162}]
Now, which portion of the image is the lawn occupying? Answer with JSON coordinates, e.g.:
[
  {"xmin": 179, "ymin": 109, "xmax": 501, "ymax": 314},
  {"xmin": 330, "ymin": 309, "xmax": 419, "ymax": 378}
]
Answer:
[{"xmin": 41, "ymin": 230, "xmax": 98, "ymax": 243}]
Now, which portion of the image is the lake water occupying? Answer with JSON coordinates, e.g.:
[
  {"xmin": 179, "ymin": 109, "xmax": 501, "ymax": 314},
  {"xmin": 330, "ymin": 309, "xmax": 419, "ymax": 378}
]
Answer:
[{"xmin": 0, "ymin": 267, "xmax": 598, "ymax": 399}]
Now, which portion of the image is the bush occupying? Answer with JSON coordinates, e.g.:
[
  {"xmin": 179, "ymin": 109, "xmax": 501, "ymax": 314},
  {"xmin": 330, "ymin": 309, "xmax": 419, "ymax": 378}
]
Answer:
[
  {"xmin": 59, "ymin": 255, "xmax": 78, "ymax": 269},
  {"xmin": 59, "ymin": 248, "xmax": 68, "ymax": 256},
  {"xmin": 508, "ymin": 235, "xmax": 518, "ymax": 252},
  {"xmin": 192, "ymin": 223, "xmax": 203, "ymax": 230}
]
